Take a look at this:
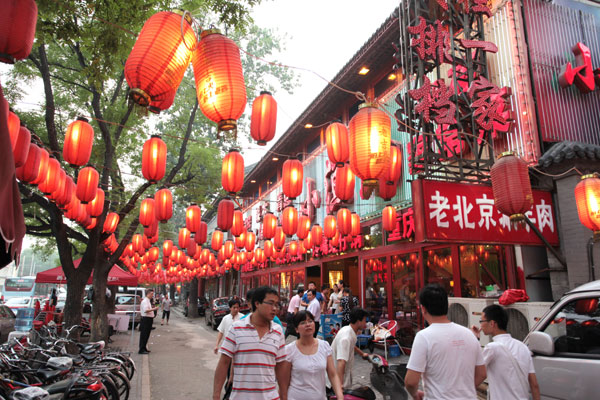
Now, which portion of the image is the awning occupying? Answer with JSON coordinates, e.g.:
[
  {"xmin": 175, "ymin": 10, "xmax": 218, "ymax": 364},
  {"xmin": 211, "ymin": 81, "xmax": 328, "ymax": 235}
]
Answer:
[{"xmin": 36, "ymin": 258, "xmax": 138, "ymax": 286}]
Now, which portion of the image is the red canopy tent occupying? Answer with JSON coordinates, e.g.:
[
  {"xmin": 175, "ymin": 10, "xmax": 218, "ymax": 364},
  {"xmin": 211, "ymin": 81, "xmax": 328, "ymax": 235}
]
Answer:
[{"xmin": 35, "ymin": 258, "xmax": 138, "ymax": 286}]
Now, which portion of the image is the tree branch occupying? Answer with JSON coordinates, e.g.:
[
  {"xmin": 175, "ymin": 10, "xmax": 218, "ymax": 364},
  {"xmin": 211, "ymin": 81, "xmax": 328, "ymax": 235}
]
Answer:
[
  {"xmin": 110, "ymin": 70, "xmax": 125, "ymax": 106},
  {"xmin": 36, "ymin": 44, "xmax": 60, "ymax": 157},
  {"xmin": 49, "ymin": 73, "xmax": 93, "ymax": 93},
  {"xmin": 164, "ymin": 100, "xmax": 199, "ymax": 184}
]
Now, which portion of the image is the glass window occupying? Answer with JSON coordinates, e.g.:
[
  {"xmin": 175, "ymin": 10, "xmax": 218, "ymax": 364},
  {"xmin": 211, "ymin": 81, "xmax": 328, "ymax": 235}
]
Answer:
[
  {"xmin": 364, "ymin": 257, "xmax": 388, "ymax": 322},
  {"xmin": 424, "ymin": 247, "xmax": 454, "ymax": 296},
  {"xmin": 459, "ymin": 245, "xmax": 507, "ymax": 298},
  {"xmin": 292, "ymin": 269, "xmax": 305, "ymax": 290},
  {"xmin": 392, "ymin": 253, "xmax": 419, "ymax": 348},
  {"xmin": 328, "ymin": 270, "xmax": 343, "ymax": 290},
  {"xmin": 543, "ymin": 297, "xmax": 600, "ymax": 355}
]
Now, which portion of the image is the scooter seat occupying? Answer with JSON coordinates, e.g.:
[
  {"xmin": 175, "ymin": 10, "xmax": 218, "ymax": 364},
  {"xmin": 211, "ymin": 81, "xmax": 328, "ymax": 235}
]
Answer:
[
  {"xmin": 344, "ymin": 386, "xmax": 376, "ymax": 400},
  {"xmin": 36, "ymin": 368, "xmax": 65, "ymax": 382},
  {"xmin": 44, "ymin": 377, "xmax": 76, "ymax": 395}
]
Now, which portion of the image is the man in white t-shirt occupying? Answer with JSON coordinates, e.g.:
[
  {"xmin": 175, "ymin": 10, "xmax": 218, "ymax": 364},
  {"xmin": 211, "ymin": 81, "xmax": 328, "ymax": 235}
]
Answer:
[
  {"xmin": 214, "ymin": 297, "xmax": 244, "ymax": 354},
  {"xmin": 405, "ymin": 284, "xmax": 486, "ymax": 400},
  {"xmin": 306, "ymin": 289, "xmax": 321, "ymax": 338},
  {"xmin": 471, "ymin": 305, "xmax": 540, "ymax": 400},
  {"xmin": 139, "ymin": 289, "xmax": 158, "ymax": 354},
  {"xmin": 285, "ymin": 287, "xmax": 304, "ymax": 338},
  {"xmin": 330, "ymin": 307, "xmax": 370, "ymax": 389}
]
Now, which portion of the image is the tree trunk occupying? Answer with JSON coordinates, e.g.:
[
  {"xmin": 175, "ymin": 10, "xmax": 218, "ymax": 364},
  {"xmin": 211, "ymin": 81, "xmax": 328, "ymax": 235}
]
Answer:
[
  {"xmin": 63, "ymin": 272, "xmax": 89, "ymax": 329},
  {"xmin": 90, "ymin": 261, "xmax": 111, "ymax": 341},
  {"xmin": 188, "ymin": 278, "xmax": 198, "ymax": 318},
  {"xmin": 107, "ymin": 286, "xmax": 116, "ymax": 314},
  {"xmin": 169, "ymin": 284, "xmax": 176, "ymax": 306}
]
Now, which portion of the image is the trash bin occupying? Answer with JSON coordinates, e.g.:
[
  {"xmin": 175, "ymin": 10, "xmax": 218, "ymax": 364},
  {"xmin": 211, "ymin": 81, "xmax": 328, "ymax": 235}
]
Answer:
[{"xmin": 15, "ymin": 308, "xmax": 35, "ymax": 332}]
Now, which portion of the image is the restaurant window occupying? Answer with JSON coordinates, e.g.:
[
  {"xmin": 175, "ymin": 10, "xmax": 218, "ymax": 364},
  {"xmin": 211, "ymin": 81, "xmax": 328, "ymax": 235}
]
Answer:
[
  {"xmin": 364, "ymin": 257, "xmax": 388, "ymax": 322},
  {"xmin": 391, "ymin": 252, "xmax": 419, "ymax": 348},
  {"xmin": 424, "ymin": 247, "xmax": 454, "ymax": 296},
  {"xmin": 292, "ymin": 269, "xmax": 305, "ymax": 291},
  {"xmin": 459, "ymin": 244, "xmax": 507, "ymax": 298}
]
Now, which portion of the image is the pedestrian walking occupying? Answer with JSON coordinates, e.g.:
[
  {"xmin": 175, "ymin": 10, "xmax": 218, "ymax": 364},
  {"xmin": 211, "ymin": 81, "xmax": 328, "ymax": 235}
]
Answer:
[
  {"xmin": 300, "ymin": 282, "xmax": 324, "ymax": 308},
  {"xmin": 242, "ymin": 288, "xmax": 285, "ymax": 329},
  {"xmin": 328, "ymin": 284, "xmax": 341, "ymax": 314},
  {"xmin": 212, "ymin": 286, "xmax": 286, "ymax": 400},
  {"xmin": 285, "ymin": 287, "xmax": 304, "ymax": 339},
  {"xmin": 160, "ymin": 293, "xmax": 172, "ymax": 325},
  {"xmin": 330, "ymin": 307, "xmax": 370, "ymax": 389},
  {"xmin": 214, "ymin": 297, "xmax": 244, "ymax": 354},
  {"xmin": 471, "ymin": 304, "xmax": 541, "ymax": 400},
  {"xmin": 279, "ymin": 310, "xmax": 344, "ymax": 400},
  {"xmin": 306, "ymin": 289, "xmax": 321, "ymax": 338},
  {"xmin": 339, "ymin": 287, "xmax": 358, "ymax": 327},
  {"xmin": 139, "ymin": 289, "xmax": 159, "ymax": 354},
  {"xmin": 405, "ymin": 284, "xmax": 486, "ymax": 400}
]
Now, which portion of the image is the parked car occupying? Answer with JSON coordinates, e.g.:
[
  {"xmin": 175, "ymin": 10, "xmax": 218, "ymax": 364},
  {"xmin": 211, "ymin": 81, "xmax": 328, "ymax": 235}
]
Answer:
[
  {"xmin": 0, "ymin": 305, "xmax": 16, "ymax": 342},
  {"xmin": 205, "ymin": 297, "xmax": 249, "ymax": 330},
  {"xmin": 525, "ymin": 280, "xmax": 600, "ymax": 399},
  {"xmin": 114, "ymin": 293, "xmax": 142, "ymax": 327},
  {"xmin": 4, "ymin": 296, "xmax": 44, "ymax": 314},
  {"xmin": 184, "ymin": 296, "xmax": 208, "ymax": 317}
]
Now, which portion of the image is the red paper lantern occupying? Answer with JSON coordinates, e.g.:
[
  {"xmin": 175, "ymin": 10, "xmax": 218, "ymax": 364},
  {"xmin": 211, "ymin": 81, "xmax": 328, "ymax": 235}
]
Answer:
[
  {"xmin": 148, "ymin": 88, "xmax": 176, "ymax": 114},
  {"xmin": 142, "ymin": 135, "xmax": 167, "ymax": 183},
  {"xmin": 335, "ymin": 163, "xmax": 355, "ymax": 202},
  {"xmin": 132, "ymin": 234, "xmax": 143, "ymax": 254},
  {"xmin": 163, "ymin": 240, "xmax": 174, "ymax": 258},
  {"xmin": 63, "ymin": 117, "xmax": 94, "ymax": 166},
  {"xmin": 15, "ymin": 143, "xmax": 41, "ymax": 183},
  {"xmin": 13, "ymin": 126, "xmax": 31, "ymax": 168},
  {"xmin": 139, "ymin": 197, "xmax": 156, "ymax": 228},
  {"xmin": 490, "ymin": 152, "xmax": 533, "ymax": 222},
  {"xmin": 224, "ymin": 240, "xmax": 235, "ymax": 259},
  {"xmin": 76, "ymin": 166, "xmax": 99, "ymax": 203},
  {"xmin": 39, "ymin": 158, "xmax": 61, "ymax": 195},
  {"xmin": 245, "ymin": 231, "xmax": 256, "ymax": 252},
  {"xmin": 378, "ymin": 179, "xmax": 397, "ymax": 201},
  {"xmin": 330, "ymin": 230, "xmax": 341, "ymax": 247},
  {"xmin": 324, "ymin": 215, "xmax": 337, "ymax": 239},
  {"xmin": 192, "ymin": 29, "xmax": 246, "ymax": 132},
  {"xmin": 348, "ymin": 103, "xmax": 391, "ymax": 185},
  {"xmin": 222, "ymin": 149, "xmax": 244, "ymax": 195},
  {"xmin": 86, "ymin": 188, "xmax": 105, "ymax": 218},
  {"xmin": 250, "ymin": 91, "xmax": 277, "ymax": 145},
  {"xmin": 48, "ymin": 169, "xmax": 66, "ymax": 201},
  {"xmin": 303, "ymin": 231, "xmax": 313, "ymax": 250},
  {"xmin": 297, "ymin": 215, "xmax": 311, "ymax": 240},
  {"xmin": 263, "ymin": 212, "xmax": 277, "ymax": 239},
  {"xmin": 31, "ymin": 148, "xmax": 49, "ymax": 185},
  {"xmin": 382, "ymin": 205, "xmax": 397, "ymax": 232},
  {"xmin": 337, "ymin": 208, "xmax": 352, "ymax": 236},
  {"xmin": 187, "ymin": 241, "xmax": 197, "ymax": 257},
  {"xmin": 289, "ymin": 241, "xmax": 298, "ymax": 256},
  {"xmin": 0, "ymin": 0, "xmax": 37, "ymax": 64},
  {"xmin": 282, "ymin": 158, "xmax": 303, "ymax": 199},
  {"xmin": 154, "ymin": 188, "xmax": 173, "ymax": 223},
  {"xmin": 326, "ymin": 122, "xmax": 350, "ymax": 167},
  {"xmin": 186, "ymin": 203, "xmax": 202, "ymax": 233},
  {"xmin": 382, "ymin": 143, "xmax": 403, "ymax": 185},
  {"xmin": 231, "ymin": 209, "xmax": 245, "ymax": 237},
  {"xmin": 311, "ymin": 224, "xmax": 323, "ymax": 247},
  {"xmin": 144, "ymin": 219, "xmax": 158, "ymax": 238},
  {"xmin": 235, "ymin": 231, "xmax": 247, "ymax": 249},
  {"xmin": 55, "ymin": 176, "xmax": 74, "ymax": 209},
  {"xmin": 575, "ymin": 174, "xmax": 600, "ymax": 237},
  {"xmin": 195, "ymin": 221, "xmax": 208, "ymax": 245},
  {"xmin": 7, "ymin": 111, "xmax": 20, "ymax": 151},
  {"xmin": 274, "ymin": 226, "xmax": 286, "ymax": 250},
  {"xmin": 211, "ymin": 229, "xmax": 224, "ymax": 251},
  {"xmin": 264, "ymin": 240, "xmax": 274, "ymax": 258},
  {"xmin": 124, "ymin": 11, "xmax": 196, "ymax": 107},
  {"xmin": 103, "ymin": 212, "xmax": 120, "ymax": 234},
  {"xmin": 217, "ymin": 198, "xmax": 235, "ymax": 231},
  {"xmin": 282, "ymin": 205, "xmax": 298, "ymax": 237},
  {"xmin": 351, "ymin": 212, "xmax": 361, "ymax": 237}
]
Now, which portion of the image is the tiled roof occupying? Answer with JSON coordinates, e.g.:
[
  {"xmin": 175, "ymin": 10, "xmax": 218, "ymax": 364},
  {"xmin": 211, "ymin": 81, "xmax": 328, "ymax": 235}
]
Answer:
[{"xmin": 537, "ymin": 141, "xmax": 600, "ymax": 168}]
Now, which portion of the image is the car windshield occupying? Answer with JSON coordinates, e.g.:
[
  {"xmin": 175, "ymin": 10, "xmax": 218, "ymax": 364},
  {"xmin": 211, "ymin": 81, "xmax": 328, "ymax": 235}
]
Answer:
[
  {"xmin": 214, "ymin": 299, "xmax": 229, "ymax": 307},
  {"xmin": 5, "ymin": 298, "xmax": 30, "ymax": 306},
  {"xmin": 117, "ymin": 295, "xmax": 140, "ymax": 305}
]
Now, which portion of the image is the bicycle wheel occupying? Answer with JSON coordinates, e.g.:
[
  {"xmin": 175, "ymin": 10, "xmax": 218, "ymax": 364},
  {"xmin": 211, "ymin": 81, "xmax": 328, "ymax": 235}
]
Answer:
[
  {"xmin": 107, "ymin": 353, "xmax": 135, "ymax": 380},
  {"xmin": 109, "ymin": 369, "xmax": 130, "ymax": 400},
  {"xmin": 100, "ymin": 373, "xmax": 120, "ymax": 400}
]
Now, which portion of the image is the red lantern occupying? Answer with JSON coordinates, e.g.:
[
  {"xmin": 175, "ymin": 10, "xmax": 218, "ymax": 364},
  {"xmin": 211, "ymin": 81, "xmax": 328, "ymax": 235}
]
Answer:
[
  {"xmin": 575, "ymin": 174, "xmax": 600, "ymax": 237},
  {"xmin": 163, "ymin": 240, "xmax": 174, "ymax": 258},
  {"xmin": 330, "ymin": 230, "xmax": 341, "ymax": 247},
  {"xmin": 337, "ymin": 208, "xmax": 352, "ymax": 236},
  {"xmin": 0, "ymin": 0, "xmax": 37, "ymax": 64},
  {"xmin": 490, "ymin": 152, "xmax": 533, "ymax": 222},
  {"xmin": 235, "ymin": 231, "xmax": 247, "ymax": 249},
  {"xmin": 200, "ymin": 248, "xmax": 210, "ymax": 265},
  {"xmin": 250, "ymin": 91, "xmax": 277, "ymax": 145},
  {"xmin": 274, "ymin": 226, "xmax": 286, "ymax": 250},
  {"xmin": 186, "ymin": 203, "xmax": 202, "ymax": 233},
  {"xmin": 289, "ymin": 241, "xmax": 298, "ymax": 256},
  {"xmin": 48, "ymin": 169, "xmax": 66, "ymax": 201},
  {"xmin": 31, "ymin": 148, "xmax": 49, "ymax": 185},
  {"xmin": 195, "ymin": 221, "xmax": 208, "ymax": 245},
  {"xmin": 351, "ymin": 212, "xmax": 361, "ymax": 237},
  {"xmin": 231, "ymin": 209, "xmax": 245, "ymax": 237},
  {"xmin": 132, "ymin": 234, "xmax": 143, "ymax": 254},
  {"xmin": 7, "ymin": 111, "xmax": 20, "ymax": 150},
  {"xmin": 187, "ymin": 241, "xmax": 197, "ymax": 257},
  {"xmin": 103, "ymin": 212, "xmax": 120, "ymax": 234},
  {"xmin": 139, "ymin": 197, "xmax": 156, "ymax": 228},
  {"xmin": 263, "ymin": 212, "xmax": 277, "ymax": 239},
  {"xmin": 86, "ymin": 217, "xmax": 97, "ymax": 231},
  {"xmin": 86, "ymin": 188, "xmax": 105, "ymax": 218},
  {"xmin": 76, "ymin": 166, "xmax": 99, "ymax": 203},
  {"xmin": 63, "ymin": 117, "xmax": 94, "ymax": 166},
  {"xmin": 348, "ymin": 103, "xmax": 391, "ymax": 185},
  {"xmin": 15, "ymin": 143, "xmax": 41, "ymax": 183},
  {"xmin": 224, "ymin": 240, "xmax": 235, "ymax": 259},
  {"xmin": 264, "ymin": 240, "xmax": 274, "ymax": 258},
  {"xmin": 335, "ymin": 163, "xmax": 355, "ymax": 202},
  {"xmin": 311, "ymin": 224, "xmax": 323, "ymax": 247},
  {"xmin": 222, "ymin": 149, "xmax": 244, "ymax": 195},
  {"xmin": 124, "ymin": 11, "xmax": 196, "ymax": 107},
  {"xmin": 142, "ymin": 135, "xmax": 167, "ymax": 183},
  {"xmin": 282, "ymin": 158, "xmax": 303, "ymax": 199},
  {"xmin": 382, "ymin": 205, "xmax": 397, "ymax": 232},
  {"xmin": 13, "ymin": 126, "xmax": 31, "ymax": 168},
  {"xmin": 211, "ymin": 229, "xmax": 224, "ymax": 251},
  {"xmin": 192, "ymin": 29, "xmax": 246, "ymax": 132},
  {"xmin": 324, "ymin": 214, "xmax": 337, "ymax": 239},
  {"xmin": 325, "ymin": 122, "xmax": 350, "ymax": 167},
  {"xmin": 245, "ymin": 231, "xmax": 256, "ymax": 252},
  {"xmin": 55, "ymin": 176, "xmax": 74, "ymax": 209},
  {"xmin": 378, "ymin": 179, "xmax": 397, "ymax": 201},
  {"xmin": 382, "ymin": 143, "xmax": 403, "ymax": 185},
  {"xmin": 217, "ymin": 198, "xmax": 235, "ymax": 231},
  {"xmin": 144, "ymin": 219, "xmax": 158, "ymax": 238},
  {"xmin": 297, "ymin": 215, "xmax": 311, "ymax": 240},
  {"xmin": 39, "ymin": 158, "xmax": 61, "ymax": 195},
  {"xmin": 154, "ymin": 188, "xmax": 173, "ymax": 223},
  {"xmin": 282, "ymin": 205, "xmax": 298, "ymax": 237},
  {"xmin": 303, "ymin": 231, "xmax": 313, "ymax": 250}
]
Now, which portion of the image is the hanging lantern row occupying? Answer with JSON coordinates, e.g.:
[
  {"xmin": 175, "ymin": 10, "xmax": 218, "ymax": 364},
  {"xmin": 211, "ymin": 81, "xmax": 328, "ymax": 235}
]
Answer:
[{"xmin": 0, "ymin": 0, "xmax": 37, "ymax": 64}]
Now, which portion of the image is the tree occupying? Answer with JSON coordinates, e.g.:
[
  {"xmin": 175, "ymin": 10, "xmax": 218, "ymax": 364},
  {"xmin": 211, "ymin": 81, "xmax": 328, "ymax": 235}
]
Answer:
[{"xmin": 4, "ymin": 0, "xmax": 296, "ymax": 340}]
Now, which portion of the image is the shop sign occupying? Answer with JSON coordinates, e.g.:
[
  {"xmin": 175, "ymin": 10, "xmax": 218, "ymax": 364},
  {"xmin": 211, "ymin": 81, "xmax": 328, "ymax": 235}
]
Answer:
[
  {"xmin": 559, "ymin": 42, "xmax": 599, "ymax": 94},
  {"xmin": 388, "ymin": 207, "xmax": 415, "ymax": 242},
  {"xmin": 412, "ymin": 179, "xmax": 559, "ymax": 245},
  {"xmin": 312, "ymin": 234, "xmax": 364, "ymax": 259}
]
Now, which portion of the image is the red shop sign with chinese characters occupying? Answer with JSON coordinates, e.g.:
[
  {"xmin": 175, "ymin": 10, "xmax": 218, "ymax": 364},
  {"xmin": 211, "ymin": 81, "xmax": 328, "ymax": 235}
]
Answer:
[{"xmin": 412, "ymin": 179, "xmax": 559, "ymax": 246}]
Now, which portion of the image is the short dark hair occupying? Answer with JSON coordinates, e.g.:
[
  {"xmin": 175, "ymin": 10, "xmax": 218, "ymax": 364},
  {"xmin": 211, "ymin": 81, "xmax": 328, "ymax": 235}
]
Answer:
[
  {"xmin": 419, "ymin": 284, "xmax": 448, "ymax": 316},
  {"xmin": 147, "ymin": 289, "xmax": 154, "ymax": 295},
  {"xmin": 246, "ymin": 288, "xmax": 255, "ymax": 303},
  {"xmin": 296, "ymin": 287, "xmax": 304, "ymax": 295},
  {"xmin": 228, "ymin": 298, "xmax": 241, "ymax": 308},
  {"xmin": 308, "ymin": 281, "xmax": 316, "ymax": 286},
  {"xmin": 293, "ymin": 310, "xmax": 315, "ymax": 328},
  {"xmin": 482, "ymin": 304, "xmax": 508, "ymax": 330},
  {"xmin": 307, "ymin": 289, "xmax": 316, "ymax": 297},
  {"xmin": 350, "ymin": 308, "xmax": 369, "ymax": 324},
  {"xmin": 343, "ymin": 287, "xmax": 351, "ymax": 295},
  {"xmin": 251, "ymin": 286, "xmax": 278, "ymax": 311},
  {"xmin": 321, "ymin": 284, "xmax": 329, "ymax": 291}
]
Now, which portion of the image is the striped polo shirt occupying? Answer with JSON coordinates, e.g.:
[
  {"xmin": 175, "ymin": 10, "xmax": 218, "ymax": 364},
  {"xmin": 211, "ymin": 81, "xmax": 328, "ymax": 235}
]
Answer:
[{"xmin": 219, "ymin": 315, "xmax": 286, "ymax": 400}]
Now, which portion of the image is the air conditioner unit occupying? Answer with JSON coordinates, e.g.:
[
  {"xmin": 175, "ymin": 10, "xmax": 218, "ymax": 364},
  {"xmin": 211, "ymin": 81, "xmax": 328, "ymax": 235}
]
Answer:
[
  {"xmin": 504, "ymin": 302, "xmax": 552, "ymax": 341},
  {"xmin": 448, "ymin": 298, "xmax": 495, "ymax": 345}
]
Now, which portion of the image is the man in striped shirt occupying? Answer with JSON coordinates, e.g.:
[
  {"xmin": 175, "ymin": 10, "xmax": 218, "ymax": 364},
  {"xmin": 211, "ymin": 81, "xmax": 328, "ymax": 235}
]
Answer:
[{"xmin": 213, "ymin": 286, "xmax": 287, "ymax": 400}]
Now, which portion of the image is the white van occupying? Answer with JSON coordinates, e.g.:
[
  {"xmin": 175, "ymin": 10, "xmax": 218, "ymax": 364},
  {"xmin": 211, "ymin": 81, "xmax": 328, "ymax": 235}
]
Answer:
[{"xmin": 123, "ymin": 287, "xmax": 146, "ymax": 298}]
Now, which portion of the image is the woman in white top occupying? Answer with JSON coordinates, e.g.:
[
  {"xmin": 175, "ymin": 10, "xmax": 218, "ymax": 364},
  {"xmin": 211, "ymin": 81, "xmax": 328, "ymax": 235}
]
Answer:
[
  {"xmin": 328, "ymin": 284, "xmax": 341, "ymax": 314},
  {"xmin": 280, "ymin": 310, "xmax": 344, "ymax": 400}
]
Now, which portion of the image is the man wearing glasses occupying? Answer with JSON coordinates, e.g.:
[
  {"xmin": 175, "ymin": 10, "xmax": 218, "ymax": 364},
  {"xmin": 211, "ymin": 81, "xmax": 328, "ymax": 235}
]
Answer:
[{"xmin": 213, "ymin": 286, "xmax": 286, "ymax": 400}]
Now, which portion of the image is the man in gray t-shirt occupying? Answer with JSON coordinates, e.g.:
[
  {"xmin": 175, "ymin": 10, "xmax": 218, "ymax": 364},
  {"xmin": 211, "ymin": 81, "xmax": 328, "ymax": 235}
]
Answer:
[{"xmin": 161, "ymin": 294, "xmax": 172, "ymax": 325}]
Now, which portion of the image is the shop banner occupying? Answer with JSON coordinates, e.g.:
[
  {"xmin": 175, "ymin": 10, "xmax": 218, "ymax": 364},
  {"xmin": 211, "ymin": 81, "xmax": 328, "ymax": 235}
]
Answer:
[{"xmin": 412, "ymin": 179, "xmax": 559, "ymax": 245}]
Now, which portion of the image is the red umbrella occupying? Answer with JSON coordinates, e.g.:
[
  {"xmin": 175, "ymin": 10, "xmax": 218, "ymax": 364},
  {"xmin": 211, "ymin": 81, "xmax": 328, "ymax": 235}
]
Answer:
[{"xmin": 36, "ymin": 258, "xmax": 138, "ymax": 286}]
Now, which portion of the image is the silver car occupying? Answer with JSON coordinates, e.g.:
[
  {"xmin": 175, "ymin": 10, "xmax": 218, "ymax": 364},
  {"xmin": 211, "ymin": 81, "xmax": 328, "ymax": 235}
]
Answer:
[
  {"xmin": 526, "ymin": 280, "xmax": 600, "ymax": 399},
  {"xmin": 114, "ymin": 294, "xmax": 142, "ymax": 326}
]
